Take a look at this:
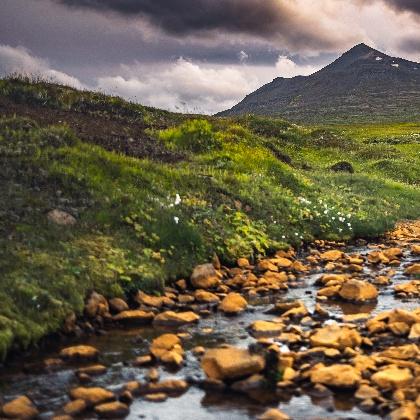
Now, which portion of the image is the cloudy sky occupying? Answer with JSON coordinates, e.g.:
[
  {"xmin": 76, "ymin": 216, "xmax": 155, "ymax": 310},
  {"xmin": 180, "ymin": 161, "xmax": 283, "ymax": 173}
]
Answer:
[{"xmin": 1, "ymin": 0, "xmax": 420, "ymax": 114}]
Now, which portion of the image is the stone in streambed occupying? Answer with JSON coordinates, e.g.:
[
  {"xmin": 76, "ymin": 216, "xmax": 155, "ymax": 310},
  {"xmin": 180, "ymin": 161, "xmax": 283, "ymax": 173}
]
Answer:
[
  {"xmin": 258, "ymin": 408, "xmax": 290, "ymax": 420},
  {"xmin": 404, "ymin": 263, "xmax": 420, "ymax": 276},
  {"xmin": 108, "ymin": 298, "xmax": 129, "ymax": 313},
  {"xmin": 69, "ymin": 387, "xmax": 115, "ymax": 406},
  {"xmin": 2, "ymin": 396, "xmax": 39, "ymax": 419},
  {"xmin": 94, "ymin": 401, "xmax": 129, "ymax": 418},
  {"xmin": 371, "ymin": 366, "xmax": 413, "ymax": 389},
  {"xmin": 320, "ymin": 250, "xmax": 344, "ymax": 262},
  {"xmin": 63, "ymin": 399, "xmax": 87, "ymax": 416},
  {"xmin": 201, "ymin": 347, "xmax": 265, "ymax": 381},
  {"xmin": 153, "ymin": 311, "xmax": 199, "ymax": 326},
  {"xmin": 194, "ymin": 289, "xmax": 220, "ymax": 303},
  {"xmin": 113, "ymin": 310, "xmax": 154, "ymax": 325},
  {"xmin": 338, "ymin": 279, "xmax": 378, "ymax": 302},
  {"xmin": 219, "ymin": 293, "xmax": 247, "ymax": 315},
  {"xmin": 191, "ymin": 264, "xmax": 221, "ymax": 289},
  {"xmin": 248, "ymin": 320, "xmax": 284, "ymax": 337},
  {"xmin": 310, "ymin": 324, "xmax": 362, "ymax": 350},
  {"xmin": 59, "ymin": 345, "xmax": 99, "ymax": 362},
  {"xmin": 310, "ymin": 364, "xmax": 361, "ymax": 388}
]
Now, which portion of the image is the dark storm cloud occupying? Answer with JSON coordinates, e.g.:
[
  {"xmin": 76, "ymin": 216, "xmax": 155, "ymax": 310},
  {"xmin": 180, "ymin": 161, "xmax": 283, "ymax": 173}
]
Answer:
[
  {"xmin": 383, "ymin": 0, "xmax": 420, "ymax": 15},
  {"xmin": 55, "ymin": 0, "xmax": 338, "ymax": 49},
  {"xmin": 398, "ymin": 36, "xmax": 420, "ymax": 53}
]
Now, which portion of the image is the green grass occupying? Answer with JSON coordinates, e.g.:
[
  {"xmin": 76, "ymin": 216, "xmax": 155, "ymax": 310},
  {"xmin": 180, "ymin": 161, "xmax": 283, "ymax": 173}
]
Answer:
[{"xmin": 0, "ymin": 78, "xmax": 419, "ymax": 360}]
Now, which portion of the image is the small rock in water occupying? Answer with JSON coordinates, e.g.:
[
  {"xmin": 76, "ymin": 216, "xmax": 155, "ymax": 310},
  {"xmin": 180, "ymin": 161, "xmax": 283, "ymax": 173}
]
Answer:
[
  {"xmin": 144, "ymin": 393, "xmax": 168, "ymax": 402},
  {"xmin": 201, "ymin": 347, "xmax": 265, "ymax": 381},
  {"xmin": 153, "ymin": 311, "xmax": 200, "ymax": 326},
  {"xmin": 59, "ymin": 345, "xmax": 99, "ymax": 362},
  {"xmin": 258, "ymin": 408, "xmax": 291, "ymax": 420},
  {"xmin": 69, "ymin": 387, "xmax": 115, "ymax": 406},
  {"xmin": 2, "ymin": 395, "xmax": 39, "ymax": 419},
  {"xmin": 219, "ymin": 293, "xmax": 247, "ymax": 315},
  {"xmin": 94, "ymin": 401, "xmax": 129, "ymax": 418}
]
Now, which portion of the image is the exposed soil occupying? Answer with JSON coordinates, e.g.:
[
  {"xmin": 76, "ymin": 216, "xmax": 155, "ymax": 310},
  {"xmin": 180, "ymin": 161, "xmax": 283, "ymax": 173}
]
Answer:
[{"xmin": 0, "ymin": 96, "xmax": 185, "ymax": 163}]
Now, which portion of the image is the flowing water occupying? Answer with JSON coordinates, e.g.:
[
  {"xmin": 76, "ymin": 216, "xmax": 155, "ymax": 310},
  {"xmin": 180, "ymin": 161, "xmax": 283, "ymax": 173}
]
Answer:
[{"xmin": 0, "ymin": 243, "xmax": 418, "ymax": 420}]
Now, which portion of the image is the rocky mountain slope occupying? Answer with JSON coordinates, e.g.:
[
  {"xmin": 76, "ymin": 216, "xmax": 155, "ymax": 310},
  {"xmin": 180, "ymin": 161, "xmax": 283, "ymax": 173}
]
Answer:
[{"xmin": 219, "ymin": 44, "xmax": 420, "ymax": 123}]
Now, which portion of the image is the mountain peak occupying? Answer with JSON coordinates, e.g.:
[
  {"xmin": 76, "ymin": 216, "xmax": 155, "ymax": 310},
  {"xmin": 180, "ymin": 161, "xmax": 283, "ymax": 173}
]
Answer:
[
  {"xmin": 347, "ymin": 43, "xmax": 375, "ymax": 54},
  {"xmin": 219, "ymin": 43, "xmax": 420, "ymax": 122}
]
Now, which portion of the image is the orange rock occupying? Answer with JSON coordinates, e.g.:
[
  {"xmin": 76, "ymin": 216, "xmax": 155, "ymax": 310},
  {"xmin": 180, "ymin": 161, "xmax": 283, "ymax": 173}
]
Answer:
[
  {"xmin": 201, "ymin": 347, "xmax": 265, "ymax": 381},
  {"xmin": 320, "ymin": 250, "xmax": 343, "ymax": 262},
  {"xmin": 310, "ymin": 324, "xmax": 362, "ymax": 350},
  {"xmin": 219, "ymin": 293, "xmax": 247, "ymax": 315},
  {"xmin": 338, "ymin": 279, "xmax": 378, "ymax": 302},
  {"xmin": 310, "ymin": 364, "xmax": 361, "ymax": 388},
  {"xmin": 153, "ymin": 311, "xmax": 200, "ymax": 326},
  {"xmin": 2, "ymin": 396, "xmax": 39, "ymax": 419}
]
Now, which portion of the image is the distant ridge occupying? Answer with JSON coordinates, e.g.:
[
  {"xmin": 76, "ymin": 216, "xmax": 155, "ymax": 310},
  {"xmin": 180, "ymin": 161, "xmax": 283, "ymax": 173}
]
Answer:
[{"xmin": 219, "ymin": 43, "xmax": 420, "ymax": 123}]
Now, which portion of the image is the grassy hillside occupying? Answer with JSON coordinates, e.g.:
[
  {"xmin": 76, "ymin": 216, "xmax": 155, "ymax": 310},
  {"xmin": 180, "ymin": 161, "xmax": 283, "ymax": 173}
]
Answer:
[{"xmin": 0, "ymin": 77, "xmax": 419, "ymax": 360}]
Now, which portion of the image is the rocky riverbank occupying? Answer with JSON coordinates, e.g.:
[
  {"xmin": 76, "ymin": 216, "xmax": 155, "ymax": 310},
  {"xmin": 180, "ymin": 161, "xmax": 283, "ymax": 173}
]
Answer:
[{"xmin": 0, "ymin": 221, "xmax": 419, "ymax": 419}]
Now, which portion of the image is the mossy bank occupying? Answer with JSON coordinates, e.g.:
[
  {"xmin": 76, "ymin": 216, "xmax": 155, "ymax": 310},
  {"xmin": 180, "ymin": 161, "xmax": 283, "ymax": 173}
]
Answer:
[{"xmin": 0, "ymin": 77, "xmax": 419, "ymax": 360}]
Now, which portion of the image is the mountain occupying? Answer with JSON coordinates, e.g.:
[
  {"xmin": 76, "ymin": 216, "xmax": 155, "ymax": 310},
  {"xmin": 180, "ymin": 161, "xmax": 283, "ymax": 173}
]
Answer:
[{"xmin": 219, "ymin": 44, "xmax": 420, "ymax": 123}]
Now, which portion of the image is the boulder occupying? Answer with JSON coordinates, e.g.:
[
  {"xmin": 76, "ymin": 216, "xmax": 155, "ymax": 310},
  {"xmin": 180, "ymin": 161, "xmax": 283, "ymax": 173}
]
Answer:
[
  {"xmin": 231, "ymin": 374, "xmax": 265, "ymax": 393},
  {"xmin": 153, "ymin": 311, "xmax": 200, "ymax": 326},
  {"xmin": 77, "ymin": 364, "xmax": 107, "ymax": 376},
  {"xmin": 383, "ymin": 248, "xmax": 403, "ymax": 260},
  {"xmin": 404, "ymin": 263, "xmax": 420, "ymax": 276},
  {"xmin": 113, "ymin": 310, "xmax": 154, "ymax": 325},
  {"xmin": 390, "ymin": 402, "xmax": 418, "ymax": 420},
  {"xmin": 320, "ymin": 250, "xmax": 344, "ymax": 262},
  {"xmin": 368, "ymin": 251, "xmax": 389, "ymax": 264},
  {"xmin": 190, "ymin": 264, "xmax": 221, "ymax": 289},
  {"xmin": 257, "ymin": 260, "xmax": 278, "ymax": 272},
  {"xmin": 47, "ymin": 209, "xmax": 76, "ymax": 226},
  {"xmin": 2, "ymin": 396, "xmax": 39, "ymax": 419},
  {"xmin": 310, "ymin": 324, "xmax": 362, "ymax": 350},
  {"xmin": 135, "ymin": 291, "xmax": 165, "ymax": 308},
  {"xmin": 258, "ymin": 408, "xmax": 290, "ymax": 420},
  {"xmin": 63, "ymin": 399, "xmax": 87, "ymax": 416},
  {"xmin": 338, "ymin": 279, "xmax": 378, "ymax": 302},
  {"xmin": 411, "ymin": 245, "xmax": 420, "ymax": 255},
  {"xmin": 194, "ymin": 290, "xmax": 220, "ymax": 303},
  {"xmin": 108, "ymin": 298, "xmax": 129, "ymax": 313},
  {"xmin": 201, "ymin": 347, "xmax": 265, "ymax": 381},
  {"xmin": 409, "ymin": 323, "xmax": 420, "ymax": 339},
  {"xmin": 371, "ymin": 366, "xmax": 413, "ymax": 389},
  {"xmin": 237, "ymin": 258, "xmax": 250, "ymax": 268},
  {"xmin": 59, "ymin": 345, "xmax": 99, "ymax": 361},
  {"xmin": 219, "ymin": 293, "xmax": 247, "ymax": 315},
  {"xmin": 69, "ymin": 387, "xmax": 115, "ymax": 406},
  {"xmin": 94, "ymin": 402, "xmax": 129, "ymax": 418},
  {"xmin": 310, "ymin": 364, "xmax": 361, "ymax": 388},
  {"xmin": 354, "ymin": 384, "xmax": 380, "ymax": 400},
  {"xmin": 395, "ymin": 280, "xmax": 420, "ymax": 296},
  {"xmin": 144, "ymin": 393, "xmax": 168, "ymax": 402},
  {"xmin": 273, "ymin": 257, "xmax": 293, "ymax": 268},
  {"xmin": 150, "ymin": 334, "xmax": 184, "ymax": 366},
  {"xmin": 143, "ymin": 379, "xmax": 189, "ymax": 395},
  {"xmin": 85, "ymin": 292, "xmax": 109, "ymax": 318},
  {"xmin": 249, "ymin": 320, "xmax": 284, "ymax": 337}
]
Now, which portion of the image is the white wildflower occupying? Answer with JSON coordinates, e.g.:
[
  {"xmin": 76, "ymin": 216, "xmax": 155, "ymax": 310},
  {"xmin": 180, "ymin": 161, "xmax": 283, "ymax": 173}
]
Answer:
[{"xmin": 174, "ymin": 216, "xmax": 179, "ymax": 224}]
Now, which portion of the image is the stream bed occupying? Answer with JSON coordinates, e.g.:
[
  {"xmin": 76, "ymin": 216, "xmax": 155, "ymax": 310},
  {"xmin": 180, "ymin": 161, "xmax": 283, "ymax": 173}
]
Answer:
[{"xmin": 0, "ymin": 240, "xmax": 419, "ymax": 420}]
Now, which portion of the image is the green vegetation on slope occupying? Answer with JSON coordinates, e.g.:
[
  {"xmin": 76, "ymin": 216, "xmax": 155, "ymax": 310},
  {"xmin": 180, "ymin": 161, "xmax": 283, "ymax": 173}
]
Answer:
[{"xmin": 0, "ymin": 77, "xmax": 419, "ymax": 360}]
